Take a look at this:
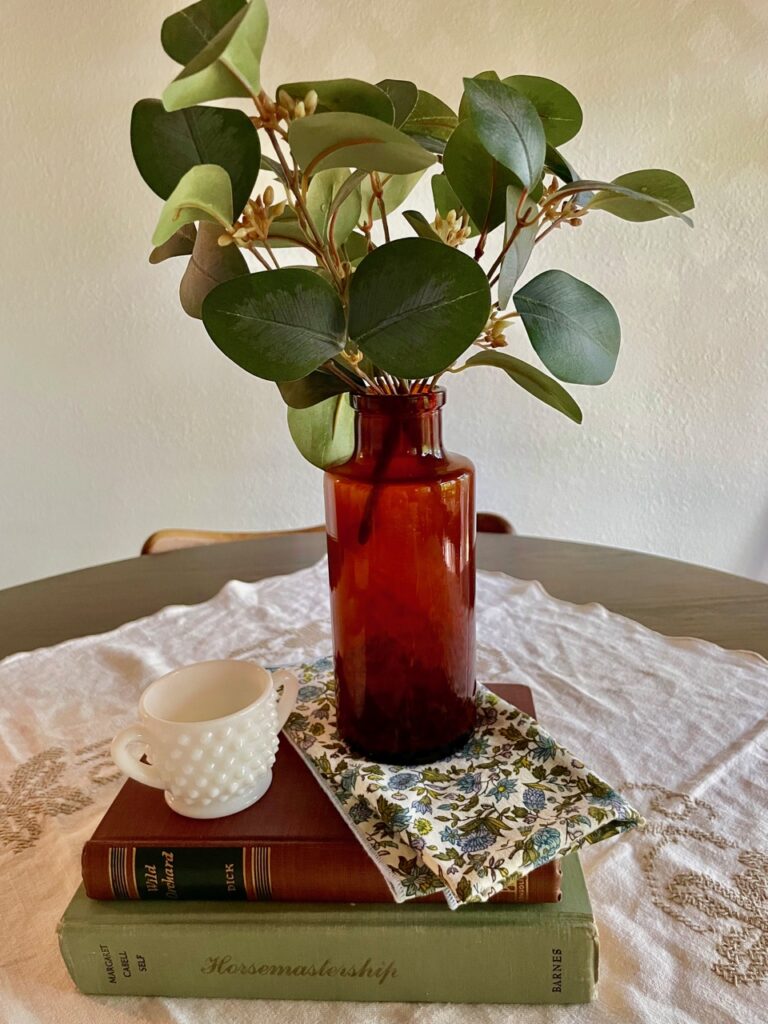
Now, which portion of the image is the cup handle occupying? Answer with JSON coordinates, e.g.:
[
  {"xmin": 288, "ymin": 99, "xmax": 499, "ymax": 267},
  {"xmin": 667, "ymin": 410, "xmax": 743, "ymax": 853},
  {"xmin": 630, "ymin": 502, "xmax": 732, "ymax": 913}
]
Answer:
[
  {"xmin": 111, "ymin": 725, "xmax": 164, "ymax": 789},
  {"xmin": 272, "ymin": 669, "xmax": 299, "ymax": 730}
]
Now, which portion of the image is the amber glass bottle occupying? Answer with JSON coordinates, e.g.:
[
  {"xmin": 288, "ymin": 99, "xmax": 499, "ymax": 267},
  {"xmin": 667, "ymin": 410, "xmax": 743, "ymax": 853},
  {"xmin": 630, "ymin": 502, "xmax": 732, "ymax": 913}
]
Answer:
[{"xmin": 324, "ymin": 389, "xmax": 476, "ymax": 763}]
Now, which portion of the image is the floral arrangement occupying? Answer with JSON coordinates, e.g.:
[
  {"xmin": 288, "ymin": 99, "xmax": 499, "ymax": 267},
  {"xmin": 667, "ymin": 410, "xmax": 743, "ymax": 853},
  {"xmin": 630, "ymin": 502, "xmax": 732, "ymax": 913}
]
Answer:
[{"xmin": 132, "ymin": 0, "xmax": 693, "ymax": 465}]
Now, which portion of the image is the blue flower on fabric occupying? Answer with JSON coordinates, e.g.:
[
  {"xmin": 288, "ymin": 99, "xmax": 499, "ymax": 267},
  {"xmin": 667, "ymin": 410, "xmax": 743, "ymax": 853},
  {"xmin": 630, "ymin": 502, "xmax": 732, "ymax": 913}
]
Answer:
[
  {"xmin": 298, "ymin": 684, "xmax": 324, "ymax": 702},
  {"xmin": 388, "ymin": 771, "xmax": 420, "ymax": 791},
  {"xmin": 456, "ymin": 772, "xmax": 481, "ymax": 794},
  {"xmin": 461, "ymin": 736, "xmax": 490, "ymax": 758},
  {"xmin": 530, "ymin": 735, "xmax": 558, "ymax": 762},
  {"xmin": 459, "ymin": 825, "xmax": 495, "ymax": 853},
  {"xmin": 339, "ymin": 768, "xmax": 358, "ymax": 794},
  {"xmin": 411, "ymin": 798, "xmax": 431, "ymax": 814},
  {"xmin": 489, "ymin": 778, "xmax": 518, "ymax": 801},
  {"xmin": 591, "ymin": 788, "xmax": 628, "ymax": 815},
  {"xmin": 314, "ymin": 657, "xmax": 334, "ymax": 672},
  {"xmin": 532, "ymin": 826, "xmax": 561, "ymax": 863},
  {"xmin": 440, "ymin": 825, "xmax": 461, "ymax": 845},
  {"xmin": 349, "ymin": 797, "xmax": 373, "ymax": 823},
  {"xmin": 523, "ymin": 786, "xmax": 546, "ymax": 811}
]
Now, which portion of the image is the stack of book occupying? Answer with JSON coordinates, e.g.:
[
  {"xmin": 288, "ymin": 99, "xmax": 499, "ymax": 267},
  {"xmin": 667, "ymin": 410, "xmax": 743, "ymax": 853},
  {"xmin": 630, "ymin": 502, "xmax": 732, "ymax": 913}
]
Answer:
[{"xmin": 58, "ymin": 683, "xmax": 599, "ymax": 1004}]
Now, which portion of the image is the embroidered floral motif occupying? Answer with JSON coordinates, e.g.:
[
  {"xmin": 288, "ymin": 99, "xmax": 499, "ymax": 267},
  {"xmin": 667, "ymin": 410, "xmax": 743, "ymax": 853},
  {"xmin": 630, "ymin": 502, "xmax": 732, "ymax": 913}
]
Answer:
[
  {"xmin": 283, "ymin": 659, "xmax": 642, "ymax": 906},
  {"xmin": 0, "ymin": 739, "xmax": 121, "ymax": 854},
  {"xmin": 624, "ymin": 783, "xmax": 768, "ymax": 986}
]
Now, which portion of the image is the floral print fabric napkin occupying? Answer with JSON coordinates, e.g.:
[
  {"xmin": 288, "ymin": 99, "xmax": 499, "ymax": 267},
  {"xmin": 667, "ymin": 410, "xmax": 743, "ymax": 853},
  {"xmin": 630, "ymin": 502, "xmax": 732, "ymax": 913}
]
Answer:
[{"xmin": 283, "ymin": 657, "xmax": 643, "ymax": 907}]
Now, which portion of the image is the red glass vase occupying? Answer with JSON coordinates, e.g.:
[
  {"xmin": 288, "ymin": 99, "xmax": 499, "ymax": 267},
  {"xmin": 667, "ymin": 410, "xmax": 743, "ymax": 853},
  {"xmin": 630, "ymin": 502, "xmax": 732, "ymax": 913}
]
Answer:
[{"xmin": 324, "ymin": 389, "xmax": 476, "ymax": 763}]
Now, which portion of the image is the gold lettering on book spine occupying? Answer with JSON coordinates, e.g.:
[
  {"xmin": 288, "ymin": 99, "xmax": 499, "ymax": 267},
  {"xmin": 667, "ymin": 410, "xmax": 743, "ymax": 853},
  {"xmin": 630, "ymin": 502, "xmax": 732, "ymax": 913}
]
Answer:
[{"xmin": 248, "ymin": 846, "xmax": 272, "ymax": 901}]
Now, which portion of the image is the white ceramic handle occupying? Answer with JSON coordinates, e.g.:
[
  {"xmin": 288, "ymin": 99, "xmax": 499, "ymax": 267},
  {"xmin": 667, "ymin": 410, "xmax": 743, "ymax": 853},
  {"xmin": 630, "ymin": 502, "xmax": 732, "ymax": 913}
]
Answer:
[
  {"xmin": 272, "ymin": 669, "xmax": 299, "ymax": 730},
  {"xmin": 111, "ymin": 725, "xmax": 164, "ymax": 789}
]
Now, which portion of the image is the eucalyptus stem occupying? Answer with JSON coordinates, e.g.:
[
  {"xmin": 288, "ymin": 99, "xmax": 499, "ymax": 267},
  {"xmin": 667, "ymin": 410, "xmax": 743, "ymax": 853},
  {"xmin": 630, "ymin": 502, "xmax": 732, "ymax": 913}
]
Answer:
[
  {"xmin": 326, "ymin": 360, "xmax": 367, "ymax": 394},
  {"xmin": 263, "ymin": 125, "xmax": 345, "ymax": 291},
  {"xmin": 246, "ymin": 243, "xmax": 274, "ymax": 272}
]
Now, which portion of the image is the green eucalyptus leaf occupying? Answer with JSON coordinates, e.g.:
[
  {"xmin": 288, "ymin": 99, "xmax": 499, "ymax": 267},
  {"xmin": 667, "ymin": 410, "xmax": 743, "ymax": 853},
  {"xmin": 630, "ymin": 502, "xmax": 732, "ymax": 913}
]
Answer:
[
  {"xmin": 278, "ymin": 79, "xmax": 394, "ymax": 123},
  {"xmin": 400, "ymin": 90, "xmax": 458, "ymax": 154},
  {"xmin": 544, "ymin": 143, "xmax": 575, "ymax": 183},
  {"xmin": 202, "ymin": 268, "xmax": 346, "ymax": 381},
  {"xmin": 584, "ymin": 170, "xmax": 694, "ymax": 223},
  {"xmin": 503, "ymin": 75, "xmax": 583, "ymax": 146},
  {"xmin": 131, "ymin": 99, "xmax": 259, "ymax": 215},
  {"xmin": 462, "ymin": 77, "xmax": 546, "ymax": 189},
  {"xmin": 260, "ymin": 153, "xmax": 288, "ymax": 182},
  {"xmin": 376, "ymin": 79, "xmax": 418, "ymax": 127},
  {"xmin": 151, "ymin": 164, "xmax": 233, "ymax": 247},
  {"xmin": 161, "ymin": 0, "xmax": 245, "ymax": 65},
  {"xmin": 348, "ymin": 238, "xmax": 491, "ymax": 378},
  {"xmin": 442, "ymin": 119, "xmax": 518, "ymax": 232},
  {"xmin": 463, "ymin": 350, "xmax": 582, "ymax": 423},
  {"xmin": 402, "ymin": 210, "xmax": 442, "ymax": 242},
  {"xmin": 458, "ymin": 70, "xmax": 500, "ymax": 121},
  {"xmin": 288, "ymin": 112, "xmax": 435, "ymax": 176},
  {"xmin": 277, "ymin": 370, "xmax": 350, "ymax": 409},
  {"xmin": 287, "ymin": 394, "xmax": 355, "ymax": 469},
  {"xmin": 179, "ymin": 220, "xmax": 248, "ymax": 319},
  {"xmin": 359, "ymin": 169, "xmax": 425, "ymax": 222},
  {"xmin": 498, "ymin": 185, "xmax": 538, "ymax": 308},
  {"xmin": 306, "ymin": 169, "xmax": 362, "ymax": 247},
  {"xmin": 149, "ymin": 223, "xmax": 197, "ymax": 264},
  {"xmin": 341, "ymin": 231, "xmax": 370, "ymax": 265},
  {"xmin": 514, "ymin": 269, "xmax": 621, "ymax": 385},
  {"xmin": 431, "ymin": 173, "xmax": 463, "ymax": 217},
  {"xmin": 260, "ymin": 209, "xmax": 312, "ymax": 248},
  {"xmin": 162, "ymin": 0, "xmax": 268, "ymax": 112}
]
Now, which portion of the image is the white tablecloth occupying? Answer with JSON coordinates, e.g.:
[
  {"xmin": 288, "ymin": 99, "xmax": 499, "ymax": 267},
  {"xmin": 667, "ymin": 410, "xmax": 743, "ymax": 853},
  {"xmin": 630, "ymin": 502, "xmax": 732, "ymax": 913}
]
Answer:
[{"xmin": 1, "ymin": 560, "xmax": 766, "ymax": 1024}]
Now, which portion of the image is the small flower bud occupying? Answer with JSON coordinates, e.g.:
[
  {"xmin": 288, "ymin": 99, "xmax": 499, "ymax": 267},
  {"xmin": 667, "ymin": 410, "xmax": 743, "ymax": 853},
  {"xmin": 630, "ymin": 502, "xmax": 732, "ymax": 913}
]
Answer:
[
  {"xmin": 277, "ymin": 89, "xmax": 295, "ymax": 112},
  {"xmin": 304, "ymin": 89, "xmax": 318, "ymax": 114},
  {"xmin": 263, "ymin": 185, "xmax": 274, "ymax": 206},
  {"xmin": 218, "ymin": 232, "xmax": 234, "ymax": 247},
  {"xmin": 294, "ymin": 100, "xmax": 306, "ymax": 119},
  {"xmin": 270, "ymin": 200, "xmax": 287, "ymax": 219},
  {"xmin": 446, "ymin": 209, "xmax": 457, "ymax": 226}
]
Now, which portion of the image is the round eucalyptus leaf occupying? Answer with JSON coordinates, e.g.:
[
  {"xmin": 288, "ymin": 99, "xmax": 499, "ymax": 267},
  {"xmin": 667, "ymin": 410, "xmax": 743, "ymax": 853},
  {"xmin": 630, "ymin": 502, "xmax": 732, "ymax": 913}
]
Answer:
[
  {"xmin": 462, "ymin": 77, "xmax": 546, "ymax": 189},
  {"xmin": 514, "ymin": 269, "xmax": 621, "ymax": 385},
  {"xmin": 202, "ymin": 268, "xmax": 346, "ymax": 382},
  {"xmin": 400, "ymin": 90, "xmax": 458, "ymax": 153},
  {"xmin": 162, "ymin": 0, "xmax": 268, "ymax": 112},
  {"xmin": 149, "ymin": 223, "xmax": 197, "ymax": 264},
  {"xmin": 462, "ymin": 351, "xmax": 582, "ymax": 423},
  {"xmin": 443, "ymin": 119, "xmax": 518, "ymax": 232},
  {"xmin": 278, "ymin": 370, "xmax": 350, "ymax": 409},
  {"xmin": 287, "ymin": 394, "xmax": 355, "ymax": 469},
  {"xmin": 458, "ymin": 70, "xmax": 500, "ymax": 121},
  {"xmin": 278, "ymin": 79, "xmax": 394, "ymax": 123},
  {"xmin": 503, "ymin": 75, "xmax": 583, "ymax": 147},
  {"xmin": 179, "ymin": 221, "xmax": 248, "ymax": 319},
  {"xmin": 348, "ymin": 238, "xmax": 491, "ymax": 378},
  {"xmin": 585, "ymin": 170, "xmax": 694, "ymax": 222},
  {"xmin": 151, "ymin": 164, "xmax": 233, "ymax": 247},
  {"xmin": 376, "ymin": 79, "xmax": 419, "ymax": 127},
  {"xmin": 288, "ymin": 112, "xmax": 435, "ymax": 176},
  {"xmin": 161, "ymin": 0, "xmax": 245, "ymax": 65},
  {"xmin": 131, "ymin": 99, "xmax": 259, "ymax": 215},
  {"xmin": 306, "ymin": 169, "xmax": 362, "ymax": 247}
]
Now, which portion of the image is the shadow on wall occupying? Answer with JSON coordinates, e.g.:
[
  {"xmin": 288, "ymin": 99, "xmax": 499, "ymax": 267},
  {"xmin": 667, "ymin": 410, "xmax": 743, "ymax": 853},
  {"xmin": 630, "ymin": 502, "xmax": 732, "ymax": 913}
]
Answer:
[{"xmin": 741, "ymin": 499, "xmax": 768, "ymax": 583}]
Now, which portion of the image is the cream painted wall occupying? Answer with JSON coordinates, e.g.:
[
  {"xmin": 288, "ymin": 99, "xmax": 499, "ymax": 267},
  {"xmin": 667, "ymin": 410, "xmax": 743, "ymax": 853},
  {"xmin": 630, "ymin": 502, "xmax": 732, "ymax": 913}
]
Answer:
[{"xmin": 2, "ymin": 0, "xmax": 768, "ymax": 589}]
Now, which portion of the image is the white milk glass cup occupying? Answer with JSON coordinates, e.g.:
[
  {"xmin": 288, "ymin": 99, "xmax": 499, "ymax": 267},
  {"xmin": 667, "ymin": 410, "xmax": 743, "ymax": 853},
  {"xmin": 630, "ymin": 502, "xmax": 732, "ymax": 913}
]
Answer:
[{"xmin": 111, "ymin": 660, "xmax": 298, "ymax": 819}]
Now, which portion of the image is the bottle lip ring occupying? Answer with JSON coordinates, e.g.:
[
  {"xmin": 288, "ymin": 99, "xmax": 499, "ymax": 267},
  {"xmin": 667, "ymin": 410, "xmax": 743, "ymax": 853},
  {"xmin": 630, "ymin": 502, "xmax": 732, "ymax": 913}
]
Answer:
[{"xmin": 351, "ymin": 387, "xmax": 446, "ymax": 412}]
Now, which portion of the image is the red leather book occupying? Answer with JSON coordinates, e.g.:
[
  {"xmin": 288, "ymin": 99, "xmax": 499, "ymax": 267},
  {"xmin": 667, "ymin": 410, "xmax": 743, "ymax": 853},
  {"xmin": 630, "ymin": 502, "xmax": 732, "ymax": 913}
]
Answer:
[{"xmin": 83, "ymin": 683, "xmax": 561, "ymax": 903}]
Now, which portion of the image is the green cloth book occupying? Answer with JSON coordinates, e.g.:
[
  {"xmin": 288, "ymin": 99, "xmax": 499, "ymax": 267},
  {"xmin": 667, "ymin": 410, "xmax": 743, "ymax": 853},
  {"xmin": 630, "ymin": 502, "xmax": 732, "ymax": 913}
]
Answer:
[{"xmin": 57, "ymin": 854, "xmax": 597, "ymax": 1004}]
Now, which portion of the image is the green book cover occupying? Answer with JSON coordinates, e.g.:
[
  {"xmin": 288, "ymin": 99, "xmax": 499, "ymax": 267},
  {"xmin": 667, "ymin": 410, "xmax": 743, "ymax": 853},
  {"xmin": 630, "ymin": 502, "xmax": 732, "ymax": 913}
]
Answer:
[{"xmin": 58, "ymin": 854, "xmax": 598, "ymax": 1004}]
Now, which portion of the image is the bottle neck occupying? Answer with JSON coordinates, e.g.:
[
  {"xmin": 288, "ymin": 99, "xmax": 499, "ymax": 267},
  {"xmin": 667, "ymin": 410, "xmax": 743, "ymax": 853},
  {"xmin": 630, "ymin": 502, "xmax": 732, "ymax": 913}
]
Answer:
[{"xmin": 351, "ymin": 391, "xmax": 446, "ymax": 463}]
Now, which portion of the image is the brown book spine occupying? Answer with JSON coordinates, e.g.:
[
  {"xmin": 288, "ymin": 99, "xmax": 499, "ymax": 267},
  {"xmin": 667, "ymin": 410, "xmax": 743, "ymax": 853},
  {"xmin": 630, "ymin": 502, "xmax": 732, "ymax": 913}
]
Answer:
[{"xmin": 82, "ymin": 841, "xmax": 561, "ymax": 904}]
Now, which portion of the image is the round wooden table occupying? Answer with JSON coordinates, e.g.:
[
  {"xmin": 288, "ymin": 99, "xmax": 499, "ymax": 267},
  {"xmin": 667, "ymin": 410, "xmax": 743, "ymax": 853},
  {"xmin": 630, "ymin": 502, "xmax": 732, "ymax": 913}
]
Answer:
[{"xmin": 1, "ymin": 534, "xmax": 766, "ymax": 662}]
